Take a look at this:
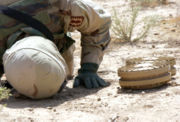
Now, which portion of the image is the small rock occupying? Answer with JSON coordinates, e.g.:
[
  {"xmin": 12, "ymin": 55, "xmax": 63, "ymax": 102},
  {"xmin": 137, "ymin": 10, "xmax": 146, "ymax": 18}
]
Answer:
[
  {"xmin": 47, "ymin": 107, "xmax": 53, "ymax": 110},
  {"xmin": 117, "ymin": 87, "xmax": 121, "ymax": 90},
  {"xmin": 123, "ymin": 117, "xmax": 129, "ymax": 121},
  {"xmin": 104, "ymin": 103, "xmax": 108, "ymax": 107},
  {"xmin": 165, "ymin": 93, "xmax": 170, "ymax": 96},
  {"xmin": 117, "ymin": 89, "xmax": 122, "ymax": 94},
  {"xmin": 28, "ymin": 117, "xmax": 34, "ymax": 122},
  {"xmin": 107, "ymin": 93, "xmax": 112, "ymax": 96},
  {"xmin": 97, "ymin": 98, "xmax": 101, "ymax": 101},
  {"xmin": 13, "ymin": 92, "xmax": 22, "ymax": 98},
  {"xmin": 169, "ymin": 14, "xmax": 173, "ymax": 17},
  {"xmin": 109, "ymin": 114, "xmax": 120, "ymax": 122},
  {"xmin": 143, "ymin": 104, "xmax": 153, "ymax": 108},
  {"xmin": 154, "ymin": 33, "xmax": 159, "ymax": 35},
  {"xmin": 27, "ymin": 108, "xmax": 34, "ymax": 112},
  {"xmin": 171, "ymin": 29, "xmax": 176, "ymax": 32},
  {"xmin": 141, "ymin": 91, "xmax": 146, "ymax": 94},
  {"xmin": 170, "ymin": 82, "xmax": 180, "ymax": 87}
]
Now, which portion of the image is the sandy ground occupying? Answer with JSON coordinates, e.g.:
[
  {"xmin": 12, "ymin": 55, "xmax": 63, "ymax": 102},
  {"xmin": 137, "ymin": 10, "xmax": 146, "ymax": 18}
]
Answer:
[{"xmin": 1, "ymin": 0, "xmax": 180, "ymax": 121}]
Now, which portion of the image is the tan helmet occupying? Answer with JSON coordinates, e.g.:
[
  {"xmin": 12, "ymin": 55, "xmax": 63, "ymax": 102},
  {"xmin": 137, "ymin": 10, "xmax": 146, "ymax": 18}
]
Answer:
[{"xmin": 3, "ymin": 36, "xmax": 68, "ymax": 99}]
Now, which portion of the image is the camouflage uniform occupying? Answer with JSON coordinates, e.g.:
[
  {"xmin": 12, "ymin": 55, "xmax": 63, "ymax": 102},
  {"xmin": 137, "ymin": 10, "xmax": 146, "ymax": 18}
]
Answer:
[{"xmin": 0, "ymin": 0, "xmax": 111, "ymax": 78}]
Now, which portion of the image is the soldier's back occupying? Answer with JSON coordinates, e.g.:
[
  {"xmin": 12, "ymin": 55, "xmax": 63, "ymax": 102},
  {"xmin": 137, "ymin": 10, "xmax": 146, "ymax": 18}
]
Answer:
[{"xmin": 0, "ymin": 0, "xmax": 19, "ymax": 5}]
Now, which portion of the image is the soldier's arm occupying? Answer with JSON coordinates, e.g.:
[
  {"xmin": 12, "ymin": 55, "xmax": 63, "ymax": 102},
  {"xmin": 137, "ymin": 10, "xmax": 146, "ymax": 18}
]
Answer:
[
  {"xmin": 60, "ymin": 0, "xmax": 111, "ymax": 88},
  {"xmin": 60, "ymin": 0, "xmax": 111, "ymax": 65}
]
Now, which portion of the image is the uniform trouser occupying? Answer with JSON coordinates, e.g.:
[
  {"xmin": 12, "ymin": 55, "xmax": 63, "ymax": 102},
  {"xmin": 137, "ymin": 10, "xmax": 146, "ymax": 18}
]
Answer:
[
  {"xmin": 61, "ymin": 43, "xmax": 75, "ymax": 80},
  {"xmin": 56, "ymin": 43, "xmax": 75, "ymax": 92}
]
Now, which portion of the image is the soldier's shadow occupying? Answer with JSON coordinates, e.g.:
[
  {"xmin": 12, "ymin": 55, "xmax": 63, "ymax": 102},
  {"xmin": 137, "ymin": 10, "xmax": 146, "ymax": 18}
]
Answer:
[{"xmin": 0, "ymin": 80, "xmax": 111, "ymax": 109}]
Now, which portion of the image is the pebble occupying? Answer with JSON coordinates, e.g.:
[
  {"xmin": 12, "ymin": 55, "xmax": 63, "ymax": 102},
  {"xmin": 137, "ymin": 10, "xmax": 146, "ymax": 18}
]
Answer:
[
  {"xmin": 154, "ymin": 33, "xmax": 159, "ymax": 35},
  {"xmin": 171, "ymin": 29, "xmax": 176, "ymax": 32},
  {"xmin": 141, "ymin": 91, "xmax": 146, "ymax": 94},
  {"xmin": 47, "ymin": 107, "xmax": 53, "ymax": 110},
  {"xmin": 97, "ymin": 98, "xmax": 101, "ymax": 101},
  {"xmin": 27, "ymin": 108, "xmax": 34, "ymax": 112},
  {"xmin": 107, "ymin": 93, "xmax": 112, "ymax": 96}
]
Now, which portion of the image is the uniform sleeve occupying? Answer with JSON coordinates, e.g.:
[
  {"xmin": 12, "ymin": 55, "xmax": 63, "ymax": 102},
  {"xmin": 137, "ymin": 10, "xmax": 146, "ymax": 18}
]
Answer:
[{"xmin": 60, "ymin": 0, "xmax": 111, "ymax": 65}]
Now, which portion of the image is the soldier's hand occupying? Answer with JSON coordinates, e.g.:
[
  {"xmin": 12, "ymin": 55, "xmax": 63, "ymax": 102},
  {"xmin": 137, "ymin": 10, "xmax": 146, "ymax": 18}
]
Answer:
[{"xmin": 73, "ymin": 63, "xmax": 108, "ymax": 89}]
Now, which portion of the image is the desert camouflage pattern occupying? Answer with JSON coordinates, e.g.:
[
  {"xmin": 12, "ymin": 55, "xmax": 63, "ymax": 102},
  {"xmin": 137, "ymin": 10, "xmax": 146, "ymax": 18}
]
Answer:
[{"xmin": 0, "ymin": 0, "xmax": 111, "ymax": 67}]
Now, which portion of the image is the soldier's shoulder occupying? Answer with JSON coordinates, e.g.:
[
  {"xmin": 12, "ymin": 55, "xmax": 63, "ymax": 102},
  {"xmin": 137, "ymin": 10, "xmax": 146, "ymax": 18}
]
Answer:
[
  {"xmin": 59, "ymin": 0, "xmax": 75, "ymax": 10},
  {"xmin": 0, "ymin": 0, "xmax": 19, "ymax": 5}
]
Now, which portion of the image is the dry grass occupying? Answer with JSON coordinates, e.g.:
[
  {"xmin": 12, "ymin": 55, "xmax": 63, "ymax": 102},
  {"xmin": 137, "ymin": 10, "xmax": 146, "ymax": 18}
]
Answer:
[
  {"xmin": 112, "ymin": 7, "xmax": 159, "ymax": 44},
  {"xmin": 135, "ymin": 0, "xmax": 168, "ymax": 7}
]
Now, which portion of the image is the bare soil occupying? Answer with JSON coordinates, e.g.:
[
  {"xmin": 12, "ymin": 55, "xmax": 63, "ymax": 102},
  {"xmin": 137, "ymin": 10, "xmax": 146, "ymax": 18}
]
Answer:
[{"xmin": 0, "ymin": 0, "xmax": 180, "ymax": 121}]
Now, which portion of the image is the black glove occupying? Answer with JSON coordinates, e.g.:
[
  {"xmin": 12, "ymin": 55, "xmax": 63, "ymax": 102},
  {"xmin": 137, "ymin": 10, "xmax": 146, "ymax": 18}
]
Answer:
[{"xmin": 73, "ymin": 63, "xmax": 108, "ymax": 89}]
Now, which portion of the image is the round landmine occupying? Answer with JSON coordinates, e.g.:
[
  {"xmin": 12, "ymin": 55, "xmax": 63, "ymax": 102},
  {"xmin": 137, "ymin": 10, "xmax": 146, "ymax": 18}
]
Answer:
[
  {"xmin": 126, "ymin": 57, "xmax": 159, "ymax": 65},
  {"xmin": 157, "ymin": 56, "xmax": 176, "ymax": 66},
  {"xmin": 118, "ymin": 61, "xmax": 169, "ymax": 80},
  {"xmin": 119, "ymin": 73, "xmax": 171, "ymax": 90},
  {"xmin": 125, "ymin": 56, "xmax": 176, "ymax": 76},
  {"xmin": 170, "ymin": 67, "xmax": 176, "ymax": 76}
]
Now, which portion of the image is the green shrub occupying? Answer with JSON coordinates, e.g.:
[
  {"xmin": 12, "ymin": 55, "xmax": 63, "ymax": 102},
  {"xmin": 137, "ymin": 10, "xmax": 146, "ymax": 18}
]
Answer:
[{"xmin": 0, "ymin": 87, "xmax": 11, "ymax": 101}]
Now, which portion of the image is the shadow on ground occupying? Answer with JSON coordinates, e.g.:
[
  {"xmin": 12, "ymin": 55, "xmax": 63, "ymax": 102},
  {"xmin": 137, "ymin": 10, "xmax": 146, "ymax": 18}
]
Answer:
[{"xmin": 0, "ymin": 79, "xmax": 111, "ymax": 109}]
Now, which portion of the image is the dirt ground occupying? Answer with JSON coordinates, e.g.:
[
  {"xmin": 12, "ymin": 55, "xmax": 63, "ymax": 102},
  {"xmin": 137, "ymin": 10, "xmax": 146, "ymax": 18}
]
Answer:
[{"xmin": 1, "ymin": 0, "xmax": 180, "ymax": 121}]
